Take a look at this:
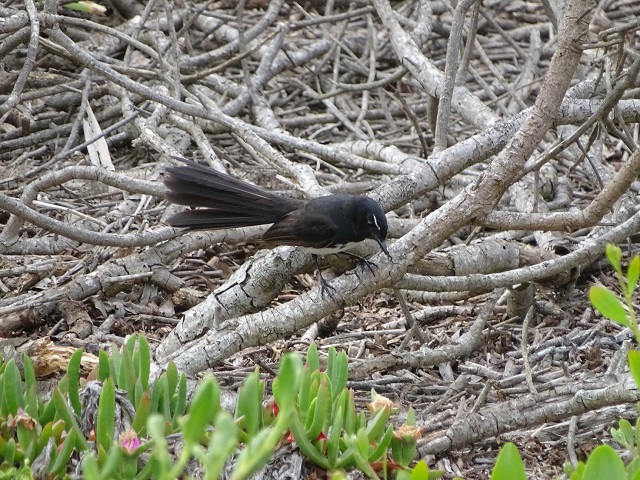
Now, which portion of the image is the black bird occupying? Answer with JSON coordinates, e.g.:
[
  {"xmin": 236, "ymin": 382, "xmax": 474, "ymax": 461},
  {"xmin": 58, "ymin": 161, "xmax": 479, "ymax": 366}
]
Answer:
[{"xmin": 164, "ymin": 161, "xmax": 390, "ymax": 263}]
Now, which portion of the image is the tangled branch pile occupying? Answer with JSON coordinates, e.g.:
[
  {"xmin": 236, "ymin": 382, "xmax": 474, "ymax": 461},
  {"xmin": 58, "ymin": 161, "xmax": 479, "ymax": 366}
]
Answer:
[{"xmin": 1, "ymin": 0, "xmax": 640, "ymax": 476}]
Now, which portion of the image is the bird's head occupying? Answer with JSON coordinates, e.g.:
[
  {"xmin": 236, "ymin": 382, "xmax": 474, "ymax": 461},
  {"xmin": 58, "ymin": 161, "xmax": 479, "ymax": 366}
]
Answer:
[{"xmin": 355, "ymin": 197, "xmax": 390, "ymax": 258}]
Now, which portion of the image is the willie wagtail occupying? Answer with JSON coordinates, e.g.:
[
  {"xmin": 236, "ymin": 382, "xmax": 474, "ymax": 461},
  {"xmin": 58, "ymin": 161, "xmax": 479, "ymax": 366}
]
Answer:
[{"xmin": 164, "ymin": 161, "xmax": 390, "ymax": 260}]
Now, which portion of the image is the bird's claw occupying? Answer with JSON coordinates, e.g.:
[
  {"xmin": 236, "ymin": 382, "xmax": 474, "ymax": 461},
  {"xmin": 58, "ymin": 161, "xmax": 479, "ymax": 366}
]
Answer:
[
  {"xmin": 319, "ymin": 275, "xmax": 337, "ymax": 299},
  {"xmin": 344, "ymin": 252, "xmax": 377, "ymax": 275}
]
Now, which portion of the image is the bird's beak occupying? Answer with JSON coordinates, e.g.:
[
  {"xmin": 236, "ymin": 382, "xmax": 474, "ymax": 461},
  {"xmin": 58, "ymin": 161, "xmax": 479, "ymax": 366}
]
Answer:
[{"xmin": 375, "ymin": 237, "xmax": 391, "ymax": 258}]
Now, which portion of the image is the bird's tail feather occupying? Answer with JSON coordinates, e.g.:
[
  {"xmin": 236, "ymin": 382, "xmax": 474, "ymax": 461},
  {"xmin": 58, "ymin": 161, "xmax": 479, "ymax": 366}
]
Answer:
[{"xmin": 164, "ymin": 161, "xmax": 302, "ymax": 229}]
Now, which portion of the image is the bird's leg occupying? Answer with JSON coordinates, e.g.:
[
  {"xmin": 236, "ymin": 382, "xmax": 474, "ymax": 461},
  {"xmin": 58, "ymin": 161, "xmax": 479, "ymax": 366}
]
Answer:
[
  {"xmin": 313, "ymin": 254, "xmax": 336, "ymax": 299},
  {"xmin": 343, "ymin": 252, "xmax": 377, "ymax": 275}
]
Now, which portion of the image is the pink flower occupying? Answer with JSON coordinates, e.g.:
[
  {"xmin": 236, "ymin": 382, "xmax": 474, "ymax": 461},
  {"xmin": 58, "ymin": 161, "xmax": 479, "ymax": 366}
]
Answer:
[{"xmin": 120, "ymin": 429, "xmax": 141, "ymax": 455}]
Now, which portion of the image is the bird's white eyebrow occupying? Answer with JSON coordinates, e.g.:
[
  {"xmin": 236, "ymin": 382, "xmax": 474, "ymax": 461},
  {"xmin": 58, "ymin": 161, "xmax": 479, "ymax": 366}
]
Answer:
[{"xmin": 372, "ymin": 214, "xmax": 379, "ymax": 230}]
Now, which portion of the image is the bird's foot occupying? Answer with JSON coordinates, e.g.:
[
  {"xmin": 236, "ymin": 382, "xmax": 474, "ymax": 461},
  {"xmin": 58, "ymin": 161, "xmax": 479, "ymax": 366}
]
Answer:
[
  {"xmin": 344, "ymin": 252, "xmax": 377, "ymax": 275},
  {"xmin": 312, "ymin": 253, "xmax": 337, "ymax": 299},
  {"xmin": 319, "ymin": 274, "xmax": 337, "ymax": 299}
]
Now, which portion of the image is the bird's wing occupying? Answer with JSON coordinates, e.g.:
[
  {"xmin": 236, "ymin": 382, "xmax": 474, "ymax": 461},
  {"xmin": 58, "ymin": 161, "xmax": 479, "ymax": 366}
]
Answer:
[{"xmin": 261, "ymin": 208, "xmax": 340, "ymax": 249}]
